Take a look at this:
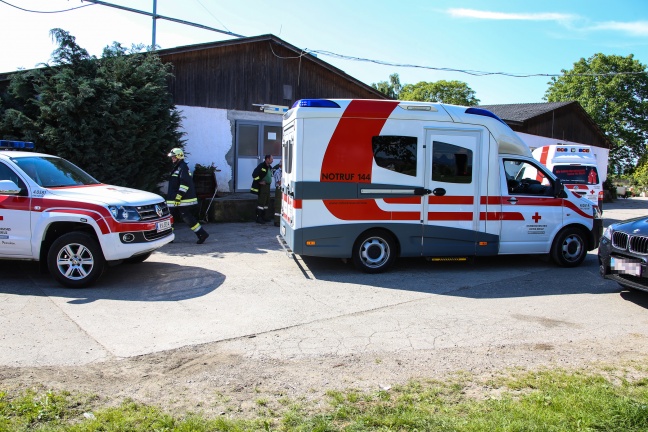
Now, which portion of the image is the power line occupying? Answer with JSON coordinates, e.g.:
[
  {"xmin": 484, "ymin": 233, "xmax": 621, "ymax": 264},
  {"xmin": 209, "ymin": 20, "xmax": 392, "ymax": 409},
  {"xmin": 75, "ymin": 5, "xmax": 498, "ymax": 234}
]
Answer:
[
  {"xmin": 0, "ymin": 0, "xmax": 92, "ymax": 13},
  {"xmin": 306, "ymin": 49, "xmax": 647, "ymax": 78}
]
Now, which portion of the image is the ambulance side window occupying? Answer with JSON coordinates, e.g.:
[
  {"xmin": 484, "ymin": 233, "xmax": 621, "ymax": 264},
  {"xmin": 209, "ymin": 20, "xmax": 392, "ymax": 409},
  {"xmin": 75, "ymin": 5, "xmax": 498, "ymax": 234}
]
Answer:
[
  {"xmin": 504, "ymin": 159, "xmax": 553, "ymax": 196},
  {"xmin": 0, "ymin": 162, "xmax": 27, "ymax": 195},
  {"xmin": 432, "ymin": 141, "xmax": 472, "ymax": 184},
  {"xmin": 372, "ymin": 136, "xmax": 417, "ymax": 177}
]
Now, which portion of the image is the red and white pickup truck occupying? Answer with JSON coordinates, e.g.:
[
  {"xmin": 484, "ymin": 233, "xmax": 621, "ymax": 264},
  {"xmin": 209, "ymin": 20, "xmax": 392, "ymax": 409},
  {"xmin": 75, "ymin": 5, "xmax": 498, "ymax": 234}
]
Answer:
[{"xmin": 0, "ymin": 140, "xmax": 174, "ymax": 288}]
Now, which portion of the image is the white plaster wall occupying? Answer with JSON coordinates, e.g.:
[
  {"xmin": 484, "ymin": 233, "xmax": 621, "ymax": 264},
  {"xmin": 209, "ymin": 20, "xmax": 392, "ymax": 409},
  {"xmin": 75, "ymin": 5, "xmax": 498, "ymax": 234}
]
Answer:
[{"xmin": 178, "ymin": 105, "xmax": 232, "ymax": 192}]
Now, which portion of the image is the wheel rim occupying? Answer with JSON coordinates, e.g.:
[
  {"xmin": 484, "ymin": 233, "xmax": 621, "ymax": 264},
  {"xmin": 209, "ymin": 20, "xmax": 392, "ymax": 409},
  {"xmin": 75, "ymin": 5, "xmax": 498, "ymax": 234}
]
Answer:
[
  {"xmin": 56, "ymin": 243, "xmax": 95, "ymax": 281},
  {"xmin": 359, "ymin": 237, "xmax": 390, "ymax": 269},
  {"xmin": 561, "ymin": 234, "xmax": 583, "ymax": 262}
]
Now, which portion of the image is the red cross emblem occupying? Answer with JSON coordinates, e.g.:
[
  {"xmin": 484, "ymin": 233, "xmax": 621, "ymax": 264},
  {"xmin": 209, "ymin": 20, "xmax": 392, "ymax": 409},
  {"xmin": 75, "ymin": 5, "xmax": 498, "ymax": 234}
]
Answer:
[{"xmin": 531, "ymin": 212, "xmax": 542, "ymax": 223}]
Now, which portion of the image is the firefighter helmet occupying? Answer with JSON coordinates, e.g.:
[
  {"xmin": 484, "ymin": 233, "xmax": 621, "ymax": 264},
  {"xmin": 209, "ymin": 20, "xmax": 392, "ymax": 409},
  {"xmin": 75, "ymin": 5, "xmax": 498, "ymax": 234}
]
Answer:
[{"xmin": 168, "ymin": 148, "xmax": 184, "ymax": 159}]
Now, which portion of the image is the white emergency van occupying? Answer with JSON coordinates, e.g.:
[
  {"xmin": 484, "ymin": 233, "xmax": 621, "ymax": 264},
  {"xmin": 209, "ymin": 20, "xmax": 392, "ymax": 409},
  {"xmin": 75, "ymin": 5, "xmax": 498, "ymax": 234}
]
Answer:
[
  {"xmin": 279, "ymin": 99, "xmax": 603, "ymax": 273},
  {"xmin": 531, "ymin": 143, "xmax": 604, "ymax": 210},
  {"xmin": 0, "ymin": 140, "xmax": 174, "ymax": 287}
]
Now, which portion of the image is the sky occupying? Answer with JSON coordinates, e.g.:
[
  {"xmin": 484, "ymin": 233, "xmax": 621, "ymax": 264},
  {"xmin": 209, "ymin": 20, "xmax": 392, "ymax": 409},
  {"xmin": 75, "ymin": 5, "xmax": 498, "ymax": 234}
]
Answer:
[{"xmin": 2, "ymin": 0, "xmax": 648, "ymax": 105}]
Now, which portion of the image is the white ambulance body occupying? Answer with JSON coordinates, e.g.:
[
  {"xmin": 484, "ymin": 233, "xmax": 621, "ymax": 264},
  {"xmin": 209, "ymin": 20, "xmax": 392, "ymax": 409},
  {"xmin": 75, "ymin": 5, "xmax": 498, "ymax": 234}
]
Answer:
[
  {"xmin": 279, "ymin": 99, "xmax": 602, "ymax": 273},
  {"xmin": 531, "ymin": 143, "xmax": 603, "ymax": 209}
]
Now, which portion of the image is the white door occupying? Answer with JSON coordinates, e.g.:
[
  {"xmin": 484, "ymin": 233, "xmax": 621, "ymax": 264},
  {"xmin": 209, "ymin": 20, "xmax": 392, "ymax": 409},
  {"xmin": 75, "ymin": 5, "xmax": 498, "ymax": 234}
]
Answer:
[
  {"xmin": 422, "ymin": 128, "xmax": 483, "ymax": 256},
  {"xmin": 499, "ymin": 158, "xmax": 563, "ymax": 254},
  {"xmin": 0, "ymin": 163, "xmax": 32, "ymax": 257},
  {"xmin": 235, "ymin": 122, "xmax": 282, "ymax": 192}
]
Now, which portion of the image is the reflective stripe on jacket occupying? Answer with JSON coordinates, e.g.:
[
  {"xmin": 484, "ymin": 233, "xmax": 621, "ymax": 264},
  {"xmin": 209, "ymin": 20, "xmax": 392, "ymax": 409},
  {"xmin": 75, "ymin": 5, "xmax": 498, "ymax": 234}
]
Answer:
[{"xmin": 167, "ymin": 160, "xmax": 198, "ymax": 206}]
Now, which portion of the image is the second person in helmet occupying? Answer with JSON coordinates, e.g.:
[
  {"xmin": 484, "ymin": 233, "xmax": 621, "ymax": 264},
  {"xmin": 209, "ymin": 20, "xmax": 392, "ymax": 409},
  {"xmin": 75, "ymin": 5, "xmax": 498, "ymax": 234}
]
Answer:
[{"xmin": 166, "ymin": 148, "xmax": 210, "ymax": 244}]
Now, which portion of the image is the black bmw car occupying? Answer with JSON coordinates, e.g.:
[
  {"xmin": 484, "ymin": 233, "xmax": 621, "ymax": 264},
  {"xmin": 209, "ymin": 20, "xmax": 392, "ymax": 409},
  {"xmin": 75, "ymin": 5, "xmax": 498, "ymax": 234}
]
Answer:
[{"xmin": 599, "ymin": 216, "xmax": 648, "ymax": 293}]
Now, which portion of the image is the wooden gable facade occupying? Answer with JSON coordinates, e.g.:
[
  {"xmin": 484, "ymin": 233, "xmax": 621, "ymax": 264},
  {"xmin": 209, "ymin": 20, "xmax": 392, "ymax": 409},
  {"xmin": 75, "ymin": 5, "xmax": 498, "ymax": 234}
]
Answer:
[
  {"xmin": 479, "ymin": 101, "xmax": 610, "ymax": 149},
  {"xmin": 157, "ymin": 34, "xmax": 387, "ymax": 111}
]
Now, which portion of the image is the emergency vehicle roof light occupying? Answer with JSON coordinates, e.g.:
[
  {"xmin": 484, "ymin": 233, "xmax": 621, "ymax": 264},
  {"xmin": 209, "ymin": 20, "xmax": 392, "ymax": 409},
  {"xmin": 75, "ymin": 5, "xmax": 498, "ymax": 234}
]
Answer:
[
  {"xmin": 0, "ymin": 140, "xmax": 35, "ymax": 149},
  {"xmin": 464, "ymin": 108, "xmax": 507, "ymax": 125},
  {"xmin": 291, "ymin": 99, "xmax": 341, "ymax": 108}
]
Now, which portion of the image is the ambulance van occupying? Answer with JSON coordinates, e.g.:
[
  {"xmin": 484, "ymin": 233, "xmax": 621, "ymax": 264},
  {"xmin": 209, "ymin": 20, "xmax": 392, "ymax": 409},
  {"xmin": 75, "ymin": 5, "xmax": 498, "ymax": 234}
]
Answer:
[
  {"xmin": 531, "ymin": 144, "xmax": 604, "ymax": 210},
  {"xmin": 0, "ymin": 140, "xmax": 174, "ymax": 288},
  {"xmin": 279, "ymin": 99, "xmax": 602, "ymax": 273}
]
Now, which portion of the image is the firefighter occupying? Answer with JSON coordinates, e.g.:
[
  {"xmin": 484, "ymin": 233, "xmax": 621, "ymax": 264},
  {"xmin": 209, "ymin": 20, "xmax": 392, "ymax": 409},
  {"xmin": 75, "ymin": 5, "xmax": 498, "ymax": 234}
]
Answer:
[
  {"xmin": 167, "ymin": 148, "xmax": 210, "ymax": 244},
  {"xmin": 250, "ymin": 154, "xmax": 273, "ymax": 224}
]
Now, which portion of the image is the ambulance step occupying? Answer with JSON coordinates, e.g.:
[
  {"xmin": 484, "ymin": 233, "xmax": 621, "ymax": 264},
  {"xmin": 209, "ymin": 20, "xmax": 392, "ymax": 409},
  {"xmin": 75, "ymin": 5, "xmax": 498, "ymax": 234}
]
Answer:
[{"xmin": 425, "ymin": 257, "xmax": 472, "ymax": 263}]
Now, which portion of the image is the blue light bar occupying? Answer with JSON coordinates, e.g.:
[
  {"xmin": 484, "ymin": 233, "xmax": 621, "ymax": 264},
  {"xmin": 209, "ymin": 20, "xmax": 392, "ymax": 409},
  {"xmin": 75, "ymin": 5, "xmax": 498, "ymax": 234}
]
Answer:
[
  {"xmin": 464, "ymin": 108, "xmax": 507, "ymax": 125},
  {"xmin": 291, "ymin": 99, "xmax": 341, "ymax": 108},
  {"xmin": 0, "ymin": 140, "xmax": 35, "ymax": 149}
]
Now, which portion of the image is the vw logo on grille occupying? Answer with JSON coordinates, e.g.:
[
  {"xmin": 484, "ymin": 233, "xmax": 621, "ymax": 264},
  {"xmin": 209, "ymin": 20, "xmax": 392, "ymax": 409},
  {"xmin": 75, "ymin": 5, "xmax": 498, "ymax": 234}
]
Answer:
[{"xmin": 155, "ymin": 204, "xmax": 163, "ymax": 217}]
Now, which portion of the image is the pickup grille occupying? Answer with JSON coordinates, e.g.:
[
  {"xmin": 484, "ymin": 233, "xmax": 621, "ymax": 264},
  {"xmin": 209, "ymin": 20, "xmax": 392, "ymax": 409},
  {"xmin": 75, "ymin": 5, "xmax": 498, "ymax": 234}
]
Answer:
[
  {"xmin": 612, "ymin": 231, "xmax": 648, "ymax": 254},
  {"xmin": 137, "ymin": 203, "xmax": 170, "ymax": 221}
]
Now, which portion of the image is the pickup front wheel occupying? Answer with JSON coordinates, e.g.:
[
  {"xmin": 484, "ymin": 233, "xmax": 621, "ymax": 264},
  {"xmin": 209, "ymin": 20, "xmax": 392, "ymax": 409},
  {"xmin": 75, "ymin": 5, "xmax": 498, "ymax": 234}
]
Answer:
[{"xmin": 47, "ymin": 232, "xmax": 106, "ymax": 288}]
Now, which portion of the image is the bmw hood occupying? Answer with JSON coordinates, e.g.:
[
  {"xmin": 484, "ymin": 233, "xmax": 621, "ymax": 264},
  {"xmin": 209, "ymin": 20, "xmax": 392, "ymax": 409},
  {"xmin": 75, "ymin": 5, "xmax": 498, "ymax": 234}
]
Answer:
[
  {"xmin": 44, "ymin": 184, "xmax": 165, "ymax": 206},
  {"xmin": 611, "ymin": 216, "xmax": 648, "ymax": 235}
]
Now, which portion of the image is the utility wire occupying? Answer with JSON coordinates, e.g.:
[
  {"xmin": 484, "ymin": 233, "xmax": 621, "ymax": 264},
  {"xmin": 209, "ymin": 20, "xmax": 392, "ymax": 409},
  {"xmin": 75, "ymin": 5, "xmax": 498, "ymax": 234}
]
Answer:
[
  {"xmin": 307, "ymin": 49, "xmax": 648, "ymax": 78},
  {"xmin": 0, "ymin": 0, "xmax": 92, "ymax": 13}
]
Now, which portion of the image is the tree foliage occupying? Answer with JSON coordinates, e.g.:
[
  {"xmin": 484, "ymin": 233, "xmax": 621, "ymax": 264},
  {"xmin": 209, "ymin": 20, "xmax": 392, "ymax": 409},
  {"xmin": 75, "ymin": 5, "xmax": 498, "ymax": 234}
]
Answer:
[
  {"xmin": 371, "ymin": 73, "xmax": 402, "ymax": 99},
  {"xmin": 544, "ymin": 53, "xmax": 648, "ymax": 173},
  {"xmin": 372, "ymin": 73, "xmax": 479, "ymax": 106},
  {"xmin": 0, "ymin": 29, "xmax": 184, "ymax": 192},
  {"xmin": 400, "ymin": 80, "xmax": 480, "ymax": 106}
]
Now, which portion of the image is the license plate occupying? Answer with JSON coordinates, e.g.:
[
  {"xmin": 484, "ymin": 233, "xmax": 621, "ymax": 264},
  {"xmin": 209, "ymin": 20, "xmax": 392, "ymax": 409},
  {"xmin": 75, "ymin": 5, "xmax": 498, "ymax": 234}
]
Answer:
[
  {"xmin": 156, "ymin": 219, "xmax": 172, "ymax": 232},
  {"xmin": 610, "ymin": 257, "xmax": 642, "ymax": 277}
]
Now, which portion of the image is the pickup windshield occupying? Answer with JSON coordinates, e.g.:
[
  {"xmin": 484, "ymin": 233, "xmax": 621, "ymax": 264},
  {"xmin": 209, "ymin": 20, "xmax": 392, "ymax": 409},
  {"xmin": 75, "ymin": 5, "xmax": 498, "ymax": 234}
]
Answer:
[{"xmin": 13, "ymin": 156, "xmax": 100, "ymax": 188}]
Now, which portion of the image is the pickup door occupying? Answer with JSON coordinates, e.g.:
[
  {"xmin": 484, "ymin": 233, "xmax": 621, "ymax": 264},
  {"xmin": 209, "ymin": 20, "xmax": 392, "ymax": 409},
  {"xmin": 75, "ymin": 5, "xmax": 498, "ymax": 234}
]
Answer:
[{"xmin": 0, "ymin": 162, "xmax": 32, "ymax": 257}]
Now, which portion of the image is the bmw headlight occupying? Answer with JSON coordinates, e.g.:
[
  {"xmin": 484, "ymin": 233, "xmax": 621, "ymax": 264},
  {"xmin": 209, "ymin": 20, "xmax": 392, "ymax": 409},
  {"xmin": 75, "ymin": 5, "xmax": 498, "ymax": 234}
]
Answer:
[
  {"xmin": 108, "ymin": 205, "xmax": 141, "ymax": 221},
  {"xmin": 602, "ymin": 225, "xmax": 614, "ymax": 240}
]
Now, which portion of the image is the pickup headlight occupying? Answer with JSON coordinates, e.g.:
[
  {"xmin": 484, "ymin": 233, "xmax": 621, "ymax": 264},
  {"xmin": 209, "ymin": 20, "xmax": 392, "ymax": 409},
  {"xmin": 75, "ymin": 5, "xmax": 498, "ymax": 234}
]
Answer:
[{"xmin": 108, "ymin": 205, "xmax": 141, "ymax": 221}]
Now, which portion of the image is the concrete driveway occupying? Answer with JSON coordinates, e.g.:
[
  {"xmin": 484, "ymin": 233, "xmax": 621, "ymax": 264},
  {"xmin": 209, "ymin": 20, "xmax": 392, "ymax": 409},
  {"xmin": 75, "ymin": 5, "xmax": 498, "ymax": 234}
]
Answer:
[{"xmin": 1, "ymin": 198, "xmax": 647, "ymax": 367}]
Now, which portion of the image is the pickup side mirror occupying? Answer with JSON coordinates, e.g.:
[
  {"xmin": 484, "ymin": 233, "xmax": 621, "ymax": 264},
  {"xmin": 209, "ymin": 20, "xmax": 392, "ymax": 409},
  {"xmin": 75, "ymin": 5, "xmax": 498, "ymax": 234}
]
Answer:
[
  {"xmin": 0, "ymin": 180, "xmax": 21, "ymax": 195},
  {"xmin": 553, "ymin": 178, "xmax": 568, "ymax": 198}
]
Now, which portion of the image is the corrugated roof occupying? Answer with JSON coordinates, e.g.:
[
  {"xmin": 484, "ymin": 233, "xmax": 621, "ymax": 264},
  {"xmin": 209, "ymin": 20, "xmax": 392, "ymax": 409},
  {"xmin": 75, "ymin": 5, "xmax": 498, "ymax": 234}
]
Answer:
[{"xmin": 479, "ymin": 102, "xmax": 574, "ymax": 123}]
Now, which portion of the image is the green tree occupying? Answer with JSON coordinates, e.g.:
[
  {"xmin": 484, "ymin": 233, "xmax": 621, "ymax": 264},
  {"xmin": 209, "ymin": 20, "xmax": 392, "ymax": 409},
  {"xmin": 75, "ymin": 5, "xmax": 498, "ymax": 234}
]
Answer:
[
  {"xmin": 399, "ymin": 80, "xmax": 480, "ymax": 105},
  {"xmin": 544, "ymin": 53, "xmax": 648, "ymax": 173},
  {"xmin": 371, "ymin": 73, "xmax": 402, "ymax": 99},
  {"xmin": 0, "ymin": 29, "xmax": 184, "ymax": 192}
]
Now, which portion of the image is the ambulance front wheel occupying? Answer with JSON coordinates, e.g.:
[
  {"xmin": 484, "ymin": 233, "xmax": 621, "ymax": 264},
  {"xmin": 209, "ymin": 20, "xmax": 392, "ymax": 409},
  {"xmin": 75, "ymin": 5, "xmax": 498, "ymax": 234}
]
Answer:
[
  {"xmin": 550, "ymin": 227, "xmax": 587, "ymax": 268},
  {"xmin": 47, "ymin": 232, "xmax": 106, "ymax": 288},
  {"xmin": 352, "ymin": 230, "xmax": 397, "ymax": 273}
]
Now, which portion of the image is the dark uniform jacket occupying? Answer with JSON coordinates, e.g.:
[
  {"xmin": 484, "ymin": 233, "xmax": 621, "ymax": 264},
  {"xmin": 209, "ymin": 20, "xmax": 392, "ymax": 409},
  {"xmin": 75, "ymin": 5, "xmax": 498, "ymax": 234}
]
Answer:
[
  {"xmin": 250, "ymin": 161, "xmax": 271, "ymax": 195},
  {"xmin": 166, "ymin": 160, "xmax": 198, "ymax": 207}
]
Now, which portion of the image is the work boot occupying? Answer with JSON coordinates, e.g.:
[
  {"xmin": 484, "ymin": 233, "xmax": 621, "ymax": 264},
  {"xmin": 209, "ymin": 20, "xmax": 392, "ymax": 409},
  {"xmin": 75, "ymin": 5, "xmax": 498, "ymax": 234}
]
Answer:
[
  {"xmin": 264, "ymin": 209, "xmax": 273, "ymax": 222},
  {"xmin": 255, "ymin": 208, "xmax": 266, "ymax": 224},
  {"xmin": 196, "ymin": 228, "xmax": 210, "ymax": 244}
]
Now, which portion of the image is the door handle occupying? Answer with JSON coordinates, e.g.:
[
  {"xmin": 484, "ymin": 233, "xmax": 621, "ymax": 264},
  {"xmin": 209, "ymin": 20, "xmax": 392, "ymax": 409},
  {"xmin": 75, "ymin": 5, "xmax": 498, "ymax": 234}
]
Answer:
[
  {"xmin": 507, "ymin": 197, "xmax": 518, "ymax": 204},
  {"xmin": 432, "ymin": 188, "xmax": 446, "ymax": 196},
  {"xmin": 413, "ymin": 187, "xmax": 432, "ymax": 195}
]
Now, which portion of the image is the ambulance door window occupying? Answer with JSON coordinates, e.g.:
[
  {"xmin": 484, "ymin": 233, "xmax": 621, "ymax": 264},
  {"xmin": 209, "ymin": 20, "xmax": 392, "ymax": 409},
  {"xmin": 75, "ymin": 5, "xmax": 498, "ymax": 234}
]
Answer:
[
  {"xmin": 504, "ymin": 160, "xmax": 553, "ymax": 196},
  {"xmin": 0, "ymin": 162, "xmax": 32, "ymax": 257},
  {"xmin": 432, "ymin": 142, "xmax": 472, "ymax": 184}
]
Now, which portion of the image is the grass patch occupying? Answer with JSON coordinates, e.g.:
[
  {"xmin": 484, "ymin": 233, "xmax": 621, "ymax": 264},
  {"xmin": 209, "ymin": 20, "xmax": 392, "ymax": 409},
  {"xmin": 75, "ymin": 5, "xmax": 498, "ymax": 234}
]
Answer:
[{"xmin": 2, "ymin": 367, "xmax": 648, "ymax": 431}]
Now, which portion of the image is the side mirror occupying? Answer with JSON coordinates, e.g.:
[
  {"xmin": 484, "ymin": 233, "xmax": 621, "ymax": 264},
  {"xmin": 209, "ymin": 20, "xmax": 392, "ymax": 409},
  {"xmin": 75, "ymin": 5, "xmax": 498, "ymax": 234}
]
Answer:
[
  {"xmin": 0, "ymin": 180, "xmax": 20, "ymax": 195},
  {"xmin": 553, "ymin": 178, "xmax": 567, "ymax": 198}
]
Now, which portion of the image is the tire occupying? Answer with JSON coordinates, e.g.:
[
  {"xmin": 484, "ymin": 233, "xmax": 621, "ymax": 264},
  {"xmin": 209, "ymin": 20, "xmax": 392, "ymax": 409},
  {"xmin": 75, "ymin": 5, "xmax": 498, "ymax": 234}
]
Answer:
[
  {"xmin": 550, "ymin": 227, "xmax": 587, "ymax": 267},
  {"xmin": 352, "ymin": 229, "xmax": 397, "ymax": 273},
  {"xmin": 47, "ymin": 232, "xmax": 106, "ymax": 288},
  {"xmin": 124, "ymin": 252, "xmax": 152, "ymax": 264}
]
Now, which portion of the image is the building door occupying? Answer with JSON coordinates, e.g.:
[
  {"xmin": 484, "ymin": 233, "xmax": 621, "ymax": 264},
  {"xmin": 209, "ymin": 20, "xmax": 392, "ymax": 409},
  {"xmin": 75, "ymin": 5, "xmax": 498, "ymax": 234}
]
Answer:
[{"xmin": 235, "ymin": 121, "xmax": 282, "ymax": 192}]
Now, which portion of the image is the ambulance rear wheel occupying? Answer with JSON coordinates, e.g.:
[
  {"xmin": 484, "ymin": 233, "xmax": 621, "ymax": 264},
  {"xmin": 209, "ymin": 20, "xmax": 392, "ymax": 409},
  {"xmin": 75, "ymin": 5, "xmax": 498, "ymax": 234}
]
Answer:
[
  {"xmin": 550, "ymin": 227, "xmax": 587, "ymax": 268},
  {"xmin": 352, "ymin": 230, "xmax": 396, "ymax": 273},
  {"xmin": 47, "ymin": 232, "xmax": 106, "ymax": 288}
]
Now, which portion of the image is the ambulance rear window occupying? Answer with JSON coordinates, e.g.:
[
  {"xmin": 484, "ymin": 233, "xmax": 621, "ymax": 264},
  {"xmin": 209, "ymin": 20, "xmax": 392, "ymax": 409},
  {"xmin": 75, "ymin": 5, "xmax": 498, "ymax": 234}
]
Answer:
[{"xmin": 372, "ymin": 136, "xmax": 417, "ymax": 177}]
